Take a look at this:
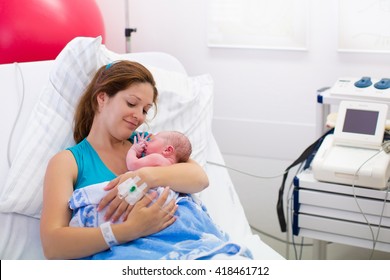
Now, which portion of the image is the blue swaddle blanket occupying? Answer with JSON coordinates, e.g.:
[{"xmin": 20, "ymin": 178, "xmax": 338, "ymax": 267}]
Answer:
[
  {"xmin": 69, "ymin": 182, "xmax": 178, "ymax": 227},
  {"xmin": 68, "ymin": 182, "xmax": 253, "ymax": 260}
]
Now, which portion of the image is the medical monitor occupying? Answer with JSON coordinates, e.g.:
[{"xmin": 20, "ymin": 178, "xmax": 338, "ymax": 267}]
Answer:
[{"xmin": 334, "ymin": 101, "xmax": 388, "ymax": 150}]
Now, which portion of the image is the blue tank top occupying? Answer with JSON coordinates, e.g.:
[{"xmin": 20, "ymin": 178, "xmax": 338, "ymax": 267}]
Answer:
[{"xmin": 67, "ymin": 138, "xmax": 117, "ymax": 190}]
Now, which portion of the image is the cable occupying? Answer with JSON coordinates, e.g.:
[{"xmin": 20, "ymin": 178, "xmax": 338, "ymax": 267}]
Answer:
[
  {"xmin": 7, "ymin": 63, "xmax": 25, "ymax": 167},
  {"xmin": 350, "ymin": 147, "xmax": 389, "ymax": 259},
  {"xmin": 206, "ymin": 161, "xmax": 288, "ymax": 179},
  {"xmin": 382, "ymin": 141, "xmax": 390, "ymax": 153},
  {"xmin": 207, "ymin": 159, "xmax": 321, "ymax": 259},
  {"xmin": 369, "ymin": 182, "xmax": 389, "ymax": 259},
  {"xmin": 206, "ymin": 144, "xmax": 389, "ymax": 259},
  {"xmin": 286, "ymin": 162, "xmax": 309, "ymax": 260},
  {"xmin": 250, "ymin": 224, "xmax": 314, "ymax": 247}
]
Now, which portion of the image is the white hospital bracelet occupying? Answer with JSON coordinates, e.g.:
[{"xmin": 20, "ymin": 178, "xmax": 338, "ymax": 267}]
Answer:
[{"xmin": 100, "ymin": 222, "xmax": 119, "ymax": 247}]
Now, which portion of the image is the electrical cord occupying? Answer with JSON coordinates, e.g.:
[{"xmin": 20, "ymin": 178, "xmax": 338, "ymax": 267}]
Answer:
[
  {"xmin": 369, "ymin": 182, "xmax": 390, "ymax": 259},
  {"xmin": 207, "ymin": 150, "xmax": 389, "ymax": 260},
  {"xmin": 286, "ymin": 161, "xmax": 303, "ymax": 259},
  {"xmin": 207, "ymin": 159, "xmax": 326, "ymax": 259},
  {"xmin": 206, "ymin": 161, "xmax": 288, "ymax": 179},
  {"xmin": 351, "ymin": 144, "xmax": 390, "ymax": 259},
  {"xmin": 250, "ymin": 224, "xmax": 313, "ymax": 247}
]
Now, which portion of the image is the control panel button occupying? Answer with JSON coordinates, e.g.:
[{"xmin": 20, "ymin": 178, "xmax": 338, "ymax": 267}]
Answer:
[
  {"xmin": 374, "ymin": 78, "xmax": 390, "ymax": 90},
  {"xmin": 354, "ymin": 76, "xmax": 372, "ymax": 88}
]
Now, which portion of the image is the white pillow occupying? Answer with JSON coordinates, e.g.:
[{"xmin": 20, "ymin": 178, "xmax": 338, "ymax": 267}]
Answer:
[
  {"xmin": 0, "ymin": 36, "xmax": 213, "ymax": 218},
  {"xmin": 139, "ymin": 74, "xmax": 213, "ymax": 166}
]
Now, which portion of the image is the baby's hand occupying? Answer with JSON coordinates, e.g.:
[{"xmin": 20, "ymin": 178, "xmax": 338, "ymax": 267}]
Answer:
[
  {"xmin": 131, "ymin": 132, "xmax": 151, "ymax": 157},
  {"xmin": 131, "ymin": 140, "xmax": 146, "ymax": 158},
  {"xmin": 135, "ymin": 132, "xmax": 151, "ymax": 145}
]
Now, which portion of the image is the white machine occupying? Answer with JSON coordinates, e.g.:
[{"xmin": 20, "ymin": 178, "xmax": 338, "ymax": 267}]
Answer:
[
  {"xmin": 312, "ymin": 100, "xmax": 390, "ymax": 190},
  {"xmin": 329, "ymin": 76, "xmax": 390, "ymax": 102}
]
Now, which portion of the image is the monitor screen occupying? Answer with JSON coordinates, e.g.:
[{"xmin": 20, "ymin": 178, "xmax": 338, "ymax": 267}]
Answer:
[{"xmin": 342, "ymin": 109, "xmax": 379, "ymax": 135}]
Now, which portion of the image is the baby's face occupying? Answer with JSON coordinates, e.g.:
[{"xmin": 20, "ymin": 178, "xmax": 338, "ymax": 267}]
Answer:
[{"xmin": 144, "ymin": 133, "xmax": 167, "ymax": 155}]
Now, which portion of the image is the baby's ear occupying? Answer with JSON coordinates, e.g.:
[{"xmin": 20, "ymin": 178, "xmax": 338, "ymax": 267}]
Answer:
[{"xmin": 164, "ymin": 145, "xmax": 174, "ymax": 155}]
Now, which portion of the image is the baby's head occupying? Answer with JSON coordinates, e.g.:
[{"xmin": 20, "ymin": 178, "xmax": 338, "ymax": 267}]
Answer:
[{"xmin": 147, "ymin": 131, "xmax": 192, "ymax": 163}]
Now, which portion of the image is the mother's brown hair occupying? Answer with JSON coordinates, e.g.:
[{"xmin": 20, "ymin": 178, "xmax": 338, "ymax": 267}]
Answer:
[{"xmin": 73, "ymin": 61, "xmax": 158, "ymax": 143}]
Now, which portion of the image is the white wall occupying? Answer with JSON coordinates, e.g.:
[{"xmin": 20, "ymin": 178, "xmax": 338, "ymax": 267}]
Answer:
[{"xmin": 95, "ymin": 0, "xmax": 390, "ymax": 260}]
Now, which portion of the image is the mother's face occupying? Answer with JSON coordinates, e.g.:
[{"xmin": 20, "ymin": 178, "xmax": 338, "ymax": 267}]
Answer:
[{"xmin": 98, "ymin": 82, "xmax": 154, "ymax": 140}]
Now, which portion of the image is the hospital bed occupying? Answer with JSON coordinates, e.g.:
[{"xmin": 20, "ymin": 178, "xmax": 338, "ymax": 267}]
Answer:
[{"xmin": 0, "ymin": 36, "xmax": 283, "ymax": 260}]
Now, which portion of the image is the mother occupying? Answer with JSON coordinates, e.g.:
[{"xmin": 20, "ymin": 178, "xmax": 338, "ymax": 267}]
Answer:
[{"xmin": 40, "ymin": 61, "xmax": 209, "ymax": 259}]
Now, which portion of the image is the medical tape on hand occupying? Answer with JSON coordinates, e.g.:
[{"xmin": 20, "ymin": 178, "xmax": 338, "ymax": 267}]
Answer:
[
  {"xmin": 117, "ymin": 177, "xmax": 177, "ymax": 218},
  {"xmin": 100, "ymin": 221, "xmax": 119, "ymax": 247}
]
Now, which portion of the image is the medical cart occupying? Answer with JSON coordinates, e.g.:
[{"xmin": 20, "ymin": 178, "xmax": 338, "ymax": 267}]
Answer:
[{"xmin": 292, "ymin": 82, "xmax": 390, "ymax": 259}]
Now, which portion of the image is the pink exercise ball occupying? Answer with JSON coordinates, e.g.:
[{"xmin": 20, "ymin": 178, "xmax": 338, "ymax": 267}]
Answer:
[{"xmin": 0, "ymin": 0, "xmax": 105, "ymax": 64}]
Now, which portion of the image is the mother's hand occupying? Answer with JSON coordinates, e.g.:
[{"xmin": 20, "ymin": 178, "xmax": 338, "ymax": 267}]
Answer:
[
  {"xmin": 126, "ymin": 187, "xmax": 178, "ymax": 238},
  {"xmin": 97, "ymin": 173, "xmax": 139, "ymax": 222}
]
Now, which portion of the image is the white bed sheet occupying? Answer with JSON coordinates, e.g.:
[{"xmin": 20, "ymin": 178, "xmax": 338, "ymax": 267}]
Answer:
[{"xmin": 0, "ymin": 52, "xmax": 283, "ymax": 260}]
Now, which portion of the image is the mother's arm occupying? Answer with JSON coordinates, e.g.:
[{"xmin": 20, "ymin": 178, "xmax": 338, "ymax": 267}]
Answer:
[
  {"xmin": 99, "ymin": 158, "xmax": 209, "ymax": 221},
  {"xmin": 40, "ymin": 151, "xmax": 110, "ymax": 259},
  {"xmin": 139, "ymin": 158, "xmax": 209, "ymax": 193},
  {"xmin": 40, "ymin": 150, "xmax": 177, "ymax": 259},
  {"xmin": 106, "ymin": 158, "xmax": 208, "ymax": 195}
]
